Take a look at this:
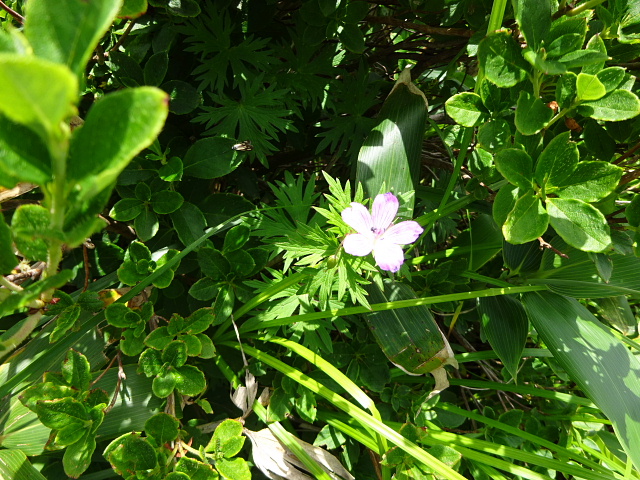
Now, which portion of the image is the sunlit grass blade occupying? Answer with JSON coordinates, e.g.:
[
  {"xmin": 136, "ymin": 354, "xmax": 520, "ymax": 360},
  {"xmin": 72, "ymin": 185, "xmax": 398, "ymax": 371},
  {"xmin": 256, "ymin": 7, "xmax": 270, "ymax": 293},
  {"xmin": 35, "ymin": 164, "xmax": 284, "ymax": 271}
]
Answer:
[{"xmin": 221, "ymin": 341, "xmax": 467, "ymax": 480}]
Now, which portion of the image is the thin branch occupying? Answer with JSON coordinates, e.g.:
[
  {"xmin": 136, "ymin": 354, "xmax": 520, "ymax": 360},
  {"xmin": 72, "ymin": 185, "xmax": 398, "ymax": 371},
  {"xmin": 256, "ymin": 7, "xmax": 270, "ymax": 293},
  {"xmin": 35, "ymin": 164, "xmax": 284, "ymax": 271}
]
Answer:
[
  {"xmin": 0, "ymin": 0, "xmax": 24, "ymax": 24},
  {"xmin": 366, "ymin": 15, "xmax": 473, "ymax": 37}
]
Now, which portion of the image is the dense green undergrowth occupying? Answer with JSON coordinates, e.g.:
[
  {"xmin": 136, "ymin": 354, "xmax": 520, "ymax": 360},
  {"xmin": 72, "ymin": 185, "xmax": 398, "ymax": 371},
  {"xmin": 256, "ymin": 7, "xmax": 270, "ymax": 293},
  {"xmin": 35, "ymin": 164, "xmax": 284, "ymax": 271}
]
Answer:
[{"xmin": 1, "ymin": 0, "xmax": 640, "ymax": 479}]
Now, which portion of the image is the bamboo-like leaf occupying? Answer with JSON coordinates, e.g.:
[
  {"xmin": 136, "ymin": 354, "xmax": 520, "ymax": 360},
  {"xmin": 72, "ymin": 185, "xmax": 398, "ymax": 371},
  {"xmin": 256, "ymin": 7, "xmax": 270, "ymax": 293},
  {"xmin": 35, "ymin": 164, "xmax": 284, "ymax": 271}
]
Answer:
[
  {"xmin": 355, "ymin": 68, "xmax": 427, "ymax": 217},
  {"xmin": 0, "ymin": 450, "xmax": 46, "ymax": 480},
  {"xmin": 522, "ymin": 291, "xmax": 640, "ymax": 471},
  {"xmin": 478, "ymin": 295, "xmax": 528, "ymax": 381},
  {"xmin": 528, "ymin": 237, "xmax": 640, "ymax": 297},
  {"xmin": 363, "ymin": 280, "xmax": 456, "ymax": 377}
]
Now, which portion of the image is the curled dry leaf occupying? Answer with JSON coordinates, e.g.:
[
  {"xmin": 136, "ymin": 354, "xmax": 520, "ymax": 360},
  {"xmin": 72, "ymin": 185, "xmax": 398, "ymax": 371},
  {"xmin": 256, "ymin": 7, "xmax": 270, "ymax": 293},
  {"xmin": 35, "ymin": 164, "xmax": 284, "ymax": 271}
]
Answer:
[{"xmin": 245, "ymin": 428, "xmax": 355, "ymax": 480}]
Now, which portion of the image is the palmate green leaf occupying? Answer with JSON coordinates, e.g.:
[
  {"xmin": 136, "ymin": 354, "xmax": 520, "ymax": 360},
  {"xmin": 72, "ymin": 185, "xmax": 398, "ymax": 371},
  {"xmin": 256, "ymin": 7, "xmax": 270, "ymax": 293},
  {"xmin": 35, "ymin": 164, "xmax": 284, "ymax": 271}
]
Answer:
[
  {"xmin": 522, "ymin": 291, "xmax": 640, "ymax": 472},
  {"xmin": 478, "ymin": 31, "xmax": 529, "ymax": 88},
  {"xmin": 546, "ymin": 198, "xmax": 610, "ymax": 252},
  {"xmin": 194, "ymin": 75, "xmax": 295, "ymax": 162},
  {"xmin": 67, "ymin": 87, "xmax": 168, "ymax": 203},
  {"xmin": 0, "ymin": 55, "xmax": 77, "ymax": 136},
  {"xmin": 25, "ymin": 0, "xmax": 121, "ymax": 79},
  {"xmin": 355, "ymin": 68, "xmax": 427, "ymax": 217},
  {"xmin": 478, "ymin": 296, "xmax": 528, "ymax": 381}
]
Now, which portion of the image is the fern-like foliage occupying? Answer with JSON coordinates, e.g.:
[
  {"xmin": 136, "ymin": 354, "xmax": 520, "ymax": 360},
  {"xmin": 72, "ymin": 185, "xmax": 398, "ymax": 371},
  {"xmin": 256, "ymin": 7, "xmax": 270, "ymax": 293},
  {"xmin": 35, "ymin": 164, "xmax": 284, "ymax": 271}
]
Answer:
[
  {"xmin": 193, "ymin": 75, "xmax": 297, "ymax": 161},
  {"xmin": 315, "ymin": 63, "xmax": 381, "ymax": 157},
  {"xmin": 177, "ymin": 2, "xmax": 277, "ymax": 92},
  {"xmin": 256, "ymin": 172, "xmax": 380, "ymax": 308}
]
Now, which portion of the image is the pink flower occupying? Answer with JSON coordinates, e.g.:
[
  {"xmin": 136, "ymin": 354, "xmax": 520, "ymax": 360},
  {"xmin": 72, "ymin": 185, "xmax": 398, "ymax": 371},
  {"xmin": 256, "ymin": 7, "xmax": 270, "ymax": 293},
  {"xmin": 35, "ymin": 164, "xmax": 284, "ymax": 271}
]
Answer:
[{"xmin": 341, "ymin": 193, "xmax": 423, "ymax": 273}]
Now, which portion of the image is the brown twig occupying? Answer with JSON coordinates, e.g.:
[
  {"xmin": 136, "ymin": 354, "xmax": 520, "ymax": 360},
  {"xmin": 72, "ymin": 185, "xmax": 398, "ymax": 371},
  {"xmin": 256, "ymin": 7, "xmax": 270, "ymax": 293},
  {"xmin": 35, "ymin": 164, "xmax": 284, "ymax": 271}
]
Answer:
[
  {"xmin": 0, "ymin": 0, "xmax": 24, "ymax": 24},
  {"xmin": 538, "ymin": 237, "xmax": 569, "ymax": 258},
  {"xmin": 105, "ymin": 352, "xmax": 126, "ymax": 413},
  {"xmin": 614, "ymin": 140, "xmax": 640, "ymax": 165},
  {"xmin": 366, "ymin": 15, "xmax": 473, "ymax": 37}
]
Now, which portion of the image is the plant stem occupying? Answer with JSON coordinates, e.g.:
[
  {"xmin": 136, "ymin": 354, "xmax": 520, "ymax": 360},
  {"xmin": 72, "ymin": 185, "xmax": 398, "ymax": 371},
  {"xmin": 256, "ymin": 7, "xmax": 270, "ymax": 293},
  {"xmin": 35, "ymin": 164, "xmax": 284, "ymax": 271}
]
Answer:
[
  {"xmin": 487, "ymin": 0, "xmax": 509, "ymax": 33},
  {"xmin": 566, "ymin": 0, "xmax": 606, "ymax": 16},
  {"xmin": 238, "ymin": 285, "xmax": 549, "ymax": 334}
]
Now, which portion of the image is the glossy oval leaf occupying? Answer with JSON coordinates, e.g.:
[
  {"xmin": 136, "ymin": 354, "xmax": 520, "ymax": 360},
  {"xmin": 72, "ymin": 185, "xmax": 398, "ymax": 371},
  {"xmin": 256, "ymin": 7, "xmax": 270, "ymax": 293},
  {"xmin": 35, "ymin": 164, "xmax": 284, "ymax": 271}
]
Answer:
[
  {"xmin": 546, "ymin": 197, "xmax": 610, "ymax": 252},
  {"xmin": 68, "ymin": 87, "xmax": 169, "ymax": 202},
  {"xmin": 0, "ymin": 55, "xmax": 77, "ymax": 134},
  {"xmin": 25, "ymin": 0, "xmax": 122, "ymax": 78},
  {"xmin": 503, "ymin": 191, "xmax": 549, "ymax": 244}
]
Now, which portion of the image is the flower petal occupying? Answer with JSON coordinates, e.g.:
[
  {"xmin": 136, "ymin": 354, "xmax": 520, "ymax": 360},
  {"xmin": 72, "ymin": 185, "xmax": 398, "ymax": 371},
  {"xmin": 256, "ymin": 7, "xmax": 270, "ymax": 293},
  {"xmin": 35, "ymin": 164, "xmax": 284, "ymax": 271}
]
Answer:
[
  {"xmin": 343, "ymin": 233, "xmax": 374, "ymax": 257},
  {"xmin": 380, "ymin": 220, "xmax": 423, "ymax": 245},
  {"xmin": 371, "ymin": 193, "xmax": 398, "ymax": 232},
  {"xmin": 373, "ymin": 241, "xmax": 405, "ymax": 272},
  {"xmin": 341, "ymin": 202, "xmax": 373, "ymax": 234}
]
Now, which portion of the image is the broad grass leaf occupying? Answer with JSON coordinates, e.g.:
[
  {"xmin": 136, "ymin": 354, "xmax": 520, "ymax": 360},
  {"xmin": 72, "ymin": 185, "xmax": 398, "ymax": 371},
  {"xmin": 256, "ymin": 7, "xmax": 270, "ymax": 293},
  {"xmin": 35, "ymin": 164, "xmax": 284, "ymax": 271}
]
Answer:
[
  {"xmin": 522, "ymin": 291, "xmax": 640, "ymax": 472},
  {"xmin": 528, "ymin": 237, "xmax": 640, "ymax": 297},
  {"xmin": 0, "ymin": 450, "xmax": 46, "ymax": 479},
  {"xmin": 356, "ymin": 69, "xmax": 427, "ymax": 217}
]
